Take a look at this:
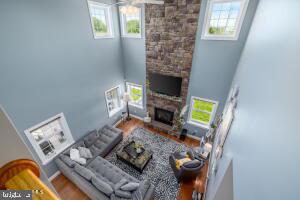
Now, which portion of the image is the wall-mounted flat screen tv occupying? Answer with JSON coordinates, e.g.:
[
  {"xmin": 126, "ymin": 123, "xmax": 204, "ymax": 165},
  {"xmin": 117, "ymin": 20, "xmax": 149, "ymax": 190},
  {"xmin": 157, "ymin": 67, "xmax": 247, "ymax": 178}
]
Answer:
[{"xmin": 148, "ymin": 73, "xmax": 182, "ymax": 97}]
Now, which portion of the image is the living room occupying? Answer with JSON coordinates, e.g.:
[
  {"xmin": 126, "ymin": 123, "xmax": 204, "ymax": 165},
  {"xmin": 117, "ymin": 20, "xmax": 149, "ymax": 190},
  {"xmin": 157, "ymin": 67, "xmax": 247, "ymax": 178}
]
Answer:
[{"xmin": 1, "ymin": 0, "xmax": 300, "ymax": 200}]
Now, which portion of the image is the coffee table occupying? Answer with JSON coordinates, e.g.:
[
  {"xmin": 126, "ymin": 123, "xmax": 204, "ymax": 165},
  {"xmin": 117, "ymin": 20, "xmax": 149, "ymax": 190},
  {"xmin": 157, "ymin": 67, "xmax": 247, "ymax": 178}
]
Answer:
[{"xmin": 116, "ymin": 140, "xmax": 153, "ymax": 172}]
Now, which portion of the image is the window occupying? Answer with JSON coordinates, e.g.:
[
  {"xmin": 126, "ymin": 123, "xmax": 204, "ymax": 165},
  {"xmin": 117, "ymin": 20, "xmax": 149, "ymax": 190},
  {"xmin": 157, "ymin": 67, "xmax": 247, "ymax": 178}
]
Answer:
[
  {"xmin": 24, "ymin": 113, "xmax": 74, "ymax": 165},
  {"xmin": 105, "ymin": 85, "xmax": 123, "ymax": 117},
  {"xmin": 119, "ymin": 6, "xmax": 142, "ymax": 38},
  {"xmin": 201, "ymin": 0, "xmax": 249, "ymax": 40},
  {"xmin": 187, "ymin": 97, "xmax": 218, "ymax": 129},
  {"xmin": 126, "ymin": 82, "xmax": 143, "ymax": 108},
  {"xmin": 87, "ymin": 1, "xmax": 114, "ymax": 39}
]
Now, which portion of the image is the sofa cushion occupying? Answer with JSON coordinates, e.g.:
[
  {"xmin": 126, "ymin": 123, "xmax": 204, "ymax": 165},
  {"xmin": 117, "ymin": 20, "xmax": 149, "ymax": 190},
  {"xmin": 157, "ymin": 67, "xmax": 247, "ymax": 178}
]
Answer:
[
  {"xmin": 84, "ymin": 130, "xmax": 98, "ymax": 147},
  {"xmin": 60, "ymin": 154, "xmax": 76, "ymax": 168},
  {"xmin": 120, "ymin": 182, "xmax": 140, "ymax": 191},
  {"xmin": 75, "ymin": 164, "xmax": 94, "ymax": 181},
  {"xmin": 113, "ymin": 178, "xmax": 128, "ymax": 191},
  {"xmin": 94, "ymin": 139, "xmax": 108, "ymax": 150},
  {"xmin": 89, "ymin": 145, "xmax": 102, "ymax": 156},
  {"xmin": 183, "ymin": 160, "xmax": 202, "ymax": 168},
  {"xmin": 78, "ymin": 147, "xmax": 93, "ymax": 159},
  {"xmin": 132, "ymin": 180, "xmax": 151, "ymax": 200},
  {"xmin": 115, "ymin": 189, "xmax": 132, "ymax": 199},
  {"xmin": 70, "ymin": 148, "xmax": 86, "ymax": 165},
  {"xmin": 91, "ymin": 176, "xmax": 114, "ymax": 196}
]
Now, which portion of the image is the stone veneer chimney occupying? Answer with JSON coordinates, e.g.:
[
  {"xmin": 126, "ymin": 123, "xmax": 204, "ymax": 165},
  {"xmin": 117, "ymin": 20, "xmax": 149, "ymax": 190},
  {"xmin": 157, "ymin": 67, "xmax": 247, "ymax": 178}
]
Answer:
[{"xmin": 145, "ymin": 0, "xmax": 201, "ymax": 132}]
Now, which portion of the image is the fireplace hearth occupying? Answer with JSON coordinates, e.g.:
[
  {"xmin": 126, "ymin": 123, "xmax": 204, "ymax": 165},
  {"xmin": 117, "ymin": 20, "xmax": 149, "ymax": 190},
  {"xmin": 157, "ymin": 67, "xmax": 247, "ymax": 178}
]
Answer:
[{"xmin": 154, "ymin": 107, "xmax": 174, "ymax": 126}]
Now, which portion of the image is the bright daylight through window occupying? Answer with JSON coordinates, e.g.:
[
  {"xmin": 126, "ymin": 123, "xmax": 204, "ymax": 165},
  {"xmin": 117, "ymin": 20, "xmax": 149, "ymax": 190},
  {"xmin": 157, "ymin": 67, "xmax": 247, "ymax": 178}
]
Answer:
[
  {"xmin": 188, "ymin": 97, "xmax": 218, "ymax": 129},
  {"xmin": 202, "ymin": 0, "xmax": 249, "ymax": 40},
  {"xmin": 24, "ymin": 113, "xmax": 74, "ymax": 164},
  {"xmin": 126, "ymin": 82, "xmax": 143, "ymax": 108},
  {"xmin": 88, "ymin": 1, "xmax": 114, "ymax": 38},
  {"xmin": 120, "ymin": 6, "xmax": 141, "ymax": 38},
  {"xmin": 105, "ymin": 86, "xmax": 122, "ymax": 117}
]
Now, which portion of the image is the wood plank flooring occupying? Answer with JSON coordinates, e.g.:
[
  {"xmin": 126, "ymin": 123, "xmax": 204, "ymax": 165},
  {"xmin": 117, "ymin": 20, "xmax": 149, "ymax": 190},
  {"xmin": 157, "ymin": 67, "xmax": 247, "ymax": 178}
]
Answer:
[{"xmin": 52, "ymin": 117, "xmax": 206, "ymax": 200}]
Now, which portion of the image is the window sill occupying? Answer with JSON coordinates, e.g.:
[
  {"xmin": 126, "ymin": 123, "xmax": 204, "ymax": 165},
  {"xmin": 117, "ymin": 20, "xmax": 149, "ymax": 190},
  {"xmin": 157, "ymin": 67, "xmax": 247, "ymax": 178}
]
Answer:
[
  {"xmin": 128, "ymin": 103, "xmax": 143, "ymax": 110},
  {"xmin": 187, "ymin": 120, "xmax": 210, "ymax": 130},
  {"xmin": 121, "ymin": 34, "xmax": 142, "ymax": 39},
  {"xmin": 94, "ymin": 35, "xmax": 115, "ymax": 39}
]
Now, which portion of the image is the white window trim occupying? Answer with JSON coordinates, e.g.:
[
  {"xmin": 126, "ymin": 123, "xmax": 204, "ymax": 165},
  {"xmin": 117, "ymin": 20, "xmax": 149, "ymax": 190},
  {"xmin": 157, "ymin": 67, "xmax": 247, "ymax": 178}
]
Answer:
[
  {"xmin": 87, "ymin": 0, "xmax": 114, "ymax": 39},
  {"xmin": 24, "ymin": 113, "xmax": 75, "ymax": 165},
  {"xmin": 126, "ymin": 82, "xmax": 144, "ymax": 109},
  {"xmin": 105, "ymin": 85, "xmax": 123, "ymax": 118},
  {"xmin": 201, "ymin": 0, "xmax": 249, "ymax": 41},
  {"xmin": 187, "ymin": 96, "xmax": 218, "ymax": 129},
  {"xmin": 119, "ymin": 6, "xmax": 142, "ymax": 38}
]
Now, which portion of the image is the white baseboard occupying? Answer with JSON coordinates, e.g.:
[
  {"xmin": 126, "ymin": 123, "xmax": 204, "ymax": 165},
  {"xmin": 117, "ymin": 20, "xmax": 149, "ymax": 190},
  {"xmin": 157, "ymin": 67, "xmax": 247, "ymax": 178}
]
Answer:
[
  {"xmin": 48, "ymin": 171, "xmax": 61, "ymax": 182},
  {"xmin": 130, "ymin": 114, "xmax": 144, "ymax": 121},
  {"xmin": 186, "ymin": 134, "xmax": 201, "ymax": 141}
]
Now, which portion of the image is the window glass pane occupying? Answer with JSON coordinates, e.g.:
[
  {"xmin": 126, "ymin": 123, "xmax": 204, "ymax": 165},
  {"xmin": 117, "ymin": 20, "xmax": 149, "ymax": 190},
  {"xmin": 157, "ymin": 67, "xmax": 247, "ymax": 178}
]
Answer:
[
  {"xmin": 191, "ymin": 110, "xmax": 211, "ymax": 124},
  {"xmin": 91, "ymin": 7, "xmax": 108, "ymax": 36},
  {"xmin": 193, "ymin": 99, "xmax": 214, "ymax": 113},
  {"xmin": 106, "ymin": 87, "xmax": 121, "ymax": 115},
  {"xmin": 207, "ymin": 0, "xmax": 243, "ymax": 37},
  {"xmin": 127, "ymin": 83, "xmax": 143, "ymax": 107},
  {"xmin": 125, "ymin": 13, "xmax": 140, "ymax": 34}
]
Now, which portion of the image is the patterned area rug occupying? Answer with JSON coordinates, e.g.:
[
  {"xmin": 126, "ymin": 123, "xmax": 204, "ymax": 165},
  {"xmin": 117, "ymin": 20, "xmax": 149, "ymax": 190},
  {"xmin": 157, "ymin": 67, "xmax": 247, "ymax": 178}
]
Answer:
[{"xmin": 105, "ymin": 127, "xmax": 189, "ymax": 200}]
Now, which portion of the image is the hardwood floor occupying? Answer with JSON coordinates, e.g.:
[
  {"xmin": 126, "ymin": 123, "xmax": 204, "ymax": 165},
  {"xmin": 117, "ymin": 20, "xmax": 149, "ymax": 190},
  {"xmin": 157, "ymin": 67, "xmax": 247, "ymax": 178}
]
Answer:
[{"xmin": 52, "ymin": 117, "xmax": 206, "ymax": 200}]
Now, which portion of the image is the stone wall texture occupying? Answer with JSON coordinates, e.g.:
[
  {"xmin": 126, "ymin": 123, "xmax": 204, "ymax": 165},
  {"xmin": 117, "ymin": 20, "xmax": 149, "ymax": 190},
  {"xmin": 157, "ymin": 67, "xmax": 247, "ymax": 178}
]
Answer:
[{"xmin": 145, "ymin": 0, "xmax": 201, "ymax": 130}]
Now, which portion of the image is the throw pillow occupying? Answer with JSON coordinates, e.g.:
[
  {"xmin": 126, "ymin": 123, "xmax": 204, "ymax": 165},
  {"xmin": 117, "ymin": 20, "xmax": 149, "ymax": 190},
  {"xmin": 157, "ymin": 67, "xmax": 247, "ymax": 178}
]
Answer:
[
  {"xmin": 75, "ymin": 164, "xmax": 94, "ymax": 181},
  {"xmin": 91, "ymin": 176, "xmax": 114, "ymax": 196},
  {"xmin": 70, "ymin": 148, "xmax": 86, "ymax": 165},
  {"xmin": 113, "ymin": 178, "xmax": 128, "ymax": 191},
  {"xmin": 60, "ymin": 154, "xmax": 76, "ymax": 168},
  {"xmin": 120, "ymin": 182, "xmax": 140, "ymax": 191},
  {"xmin": 183, "ymin": 160, "xmax": 202, "ymax": 168},
  {"xmin": 78, "ymin": 147, "xmax": 93, "ymax": 159},
  {"xmin": 132, "ymin": 180, "xmax": 151, "ymax": 200},
  {"xmin": 115, "ymin": 190, "xmax": 132, "ymax": 199},
  {"xmin": 175, "ymin": 158, "xmax": 191, "ymax": 169}
]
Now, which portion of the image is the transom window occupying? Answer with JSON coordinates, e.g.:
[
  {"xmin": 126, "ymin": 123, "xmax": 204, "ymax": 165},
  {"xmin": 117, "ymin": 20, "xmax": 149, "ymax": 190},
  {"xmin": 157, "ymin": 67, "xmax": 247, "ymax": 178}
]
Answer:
[
  {"xmin": 119, "ymin": 6, "xmax": 142, "ymax": 38},
  {"xmin": 187, "ymin": 97, "xmax": 218, "ymax": 129},
  {"xmin": 126, "ymin": 82, "xmax": 143, "ymax": 108},
  {"xmin": 202, "ymin": 0, "xmax": 249, "ymax": 40},
  {"xmin": 87, "ymin": 1, "xmax": 114, "ymax": 39},
  {"xmin": 105, "ymin": 85, "xmax": 123, "ymax": 117},
  {"xmin": 24, "ymin": 113, "xmax": 74, "ymax": 165}
]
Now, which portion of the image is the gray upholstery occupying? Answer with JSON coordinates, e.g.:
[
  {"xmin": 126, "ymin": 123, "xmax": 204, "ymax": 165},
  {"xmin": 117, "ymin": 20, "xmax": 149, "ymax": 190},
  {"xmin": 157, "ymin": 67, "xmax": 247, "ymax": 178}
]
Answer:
[
  {"xmin": 121, "ymin": 182, "xmax": 140, "ymax": 191},
  {"xmin": 83, "ymin": 130, "xmax": 99, "ymax": 147},
  {"xmin": 91, "ymin": 176, "xmax": 114, "ymax": 196},
  {"xmin": 59, "ymin": 154, "xmax": 76, "ymax": 168},
  {"xmin": 75, "ymin": 164, "xmax": 94, "ymax": 181},
  {"xmin": 169, "ymin": 150, "xmax": 204, "ymax": 182},
  {"xmin": 55, "ymin": 125, "xmax": 154, "ymax": 200}
]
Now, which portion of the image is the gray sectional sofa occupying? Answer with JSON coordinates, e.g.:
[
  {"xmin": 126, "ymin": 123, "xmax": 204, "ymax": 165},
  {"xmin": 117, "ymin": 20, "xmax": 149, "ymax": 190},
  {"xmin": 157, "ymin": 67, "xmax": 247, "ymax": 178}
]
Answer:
[{"xmin": 55, "ymin": 125, "xmax": 154, "ymax": 200}]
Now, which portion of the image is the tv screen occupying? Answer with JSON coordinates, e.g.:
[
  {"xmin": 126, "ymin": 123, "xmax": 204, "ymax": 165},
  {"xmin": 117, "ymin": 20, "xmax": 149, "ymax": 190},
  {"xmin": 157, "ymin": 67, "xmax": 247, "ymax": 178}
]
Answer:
[{"xmin": 149, "ymin": 73, "xmax": 182, "ymax": 97}]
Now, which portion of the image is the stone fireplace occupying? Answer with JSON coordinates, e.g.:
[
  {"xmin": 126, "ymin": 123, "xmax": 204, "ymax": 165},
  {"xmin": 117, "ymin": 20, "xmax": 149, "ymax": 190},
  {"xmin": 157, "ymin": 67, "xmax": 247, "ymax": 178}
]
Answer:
[{"xmin": 145, "ymin": 0, "xmax": 201, "ymax": 133}]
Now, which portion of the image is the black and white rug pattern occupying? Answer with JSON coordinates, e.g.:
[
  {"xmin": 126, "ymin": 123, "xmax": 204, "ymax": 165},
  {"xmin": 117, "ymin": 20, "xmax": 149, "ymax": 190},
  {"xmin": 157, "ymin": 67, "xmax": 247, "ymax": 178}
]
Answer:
[{"xmin": 105, "ymin": 127, "xmax": 189, "ymax": 200}]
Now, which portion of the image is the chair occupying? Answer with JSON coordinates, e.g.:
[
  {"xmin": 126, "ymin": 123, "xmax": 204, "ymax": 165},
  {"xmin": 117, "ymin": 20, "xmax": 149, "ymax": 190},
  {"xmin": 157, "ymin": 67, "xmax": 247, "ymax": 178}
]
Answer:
[{"xmin": 169, "ymin": 150, "xmax": 204, "ymax": 182}]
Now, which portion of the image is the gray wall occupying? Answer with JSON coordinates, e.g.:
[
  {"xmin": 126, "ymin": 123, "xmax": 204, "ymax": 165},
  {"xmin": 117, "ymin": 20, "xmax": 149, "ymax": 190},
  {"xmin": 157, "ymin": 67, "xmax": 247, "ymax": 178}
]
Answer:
[
  {"xmin": 207, "ymin": 0, "xmax": 300, "ymax": 199},
  {"xmin": 0, "ymin": 0, "xmax": 124, "ymax": 177},
  {"xmin": 185, "ymin": 0, "xmax": 259, "ymax": 137},
  {"xmin": 121, "ymin": 5, "xmax": 147, "ymax": 118}
]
